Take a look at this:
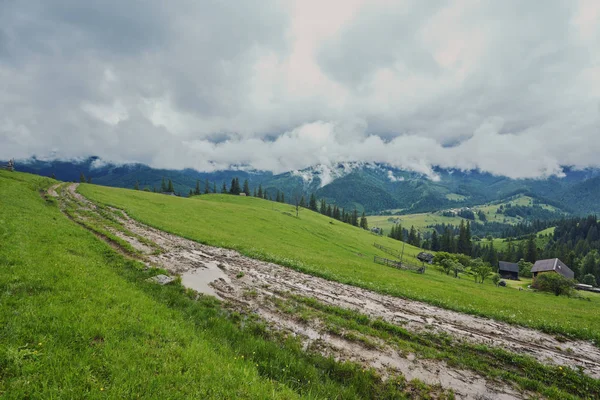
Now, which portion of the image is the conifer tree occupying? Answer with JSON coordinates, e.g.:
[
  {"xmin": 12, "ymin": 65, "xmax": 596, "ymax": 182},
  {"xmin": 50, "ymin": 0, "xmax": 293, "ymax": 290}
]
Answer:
[
  {"xmin": 276, "ymin": 191, "xmax": 281, "ymax": 202},
  {"xmin": 431, "ymin": 230, "xmax": 440, "ymax": 251},
  {"xmin": 320, "ymin": 199, "xmax": 327, "ymax": 215},
  {"xmin": 299, "ymin": 195, "xmax": 306, "ymax": 208},
  {"xmin": 221, "ymin": 182, "xmax": 227, "ymax": 193},
  {"xmin": 79, "ymin": 172, "xmax": 86, "ymax": 183},
  {"xmin": 351, "ymin": 209, "xmax": 359, "ymax": 226},
  {"xmin": 87, "ymin": 176, "xmax": 92, "ymax": 184},
  {"xmin": 243, "ymin": 179, "xmax": 250, "ymax": 196},
  {"xmin": 327, "ymin": 204, "xmax": 333, "ymax": 217},
  {"xmin": 360, "ymin": 212, "xmax": 368, "ymax": 230},
  {"xmin": 253, "ymin": 188, "xmax": 257, "ymax": 197},
  {"xmin": 213, "ymin": 182, "xmax": 217, "ymax": 193},
  {"xmin": 195, "ymin": 179, "xmax": 201, "ymax": 195},
  {"xmin": 281, "ymin": 193, "xmax": 285, "ymax": 203},
  {"xmin": 134, "ymin": 181, "xmax": 140, "ymax": 190},
  {"xmin": 258, "ymin": 184, "xmax": 263, "ymax": 198},
  {"xmin": 333, "ymin": 205, "xmax": 341, "ymax": 220},
  {"xmin": 230, "ymin": 178, "xmax": 236, "ymax": 194},
  {"xmin": 189, "ymin": 189, "xmax": 193, "ymax": 196},
  {"xmin": 161, "ymin": 177, "xmax": 167, "ymax": 192},
  {"xmin": 204, "ymin": 179, "xmax": 210, "ymax": 194},
  {"xmin": 309, "ymin": 194, "xmax": 318, "ymax": 211},
  {"xmin": 51, "ymin": 172, "xmax": 56, "ymax": 180},
  {"xmin": 168, "ymin": 179, "xmax": 174, "ymax": 192}
]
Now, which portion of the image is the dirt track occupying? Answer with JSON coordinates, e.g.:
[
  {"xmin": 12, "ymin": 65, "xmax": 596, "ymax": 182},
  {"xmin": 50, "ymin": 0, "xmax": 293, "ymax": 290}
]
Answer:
[{"xmin": 51, "ymin": 183, "xmax": 600, "ymax": 399}]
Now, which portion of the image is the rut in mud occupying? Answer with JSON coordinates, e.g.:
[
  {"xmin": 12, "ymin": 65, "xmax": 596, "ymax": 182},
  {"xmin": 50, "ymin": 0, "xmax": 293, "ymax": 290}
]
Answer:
[{"xmin": 50, "ymin": 183, "xmax": 600, "ymax": 399}]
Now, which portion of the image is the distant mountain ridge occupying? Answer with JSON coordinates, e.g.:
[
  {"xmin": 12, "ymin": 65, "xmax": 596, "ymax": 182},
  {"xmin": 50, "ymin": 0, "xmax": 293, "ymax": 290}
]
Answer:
[{"xmin": 8, "ymin": 156, "xmax": 600, "ymax": 216}]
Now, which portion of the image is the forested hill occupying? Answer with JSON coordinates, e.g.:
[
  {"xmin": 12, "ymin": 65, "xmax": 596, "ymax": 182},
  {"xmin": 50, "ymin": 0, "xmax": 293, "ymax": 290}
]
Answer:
[{"xmin": 9, "ymin": 157, "xmax": 600, "ymax": 216}]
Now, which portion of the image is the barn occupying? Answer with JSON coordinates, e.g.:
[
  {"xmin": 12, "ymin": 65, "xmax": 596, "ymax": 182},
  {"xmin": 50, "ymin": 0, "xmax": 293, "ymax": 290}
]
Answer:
[
  {"xmin": 531, "ymin": 258, "xmax": 574, "ymax": 279},
  {"xmin": 498, "ymin": 261, "xmax": 519, "ymax": 280}
]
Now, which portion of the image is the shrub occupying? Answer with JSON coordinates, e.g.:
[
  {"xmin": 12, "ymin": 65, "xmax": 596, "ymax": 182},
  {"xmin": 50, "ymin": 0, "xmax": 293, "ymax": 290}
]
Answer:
[
  {"xmin": 582, "ymin": 274, "xmax": 598, "ymax": 287},
  {"xmin": 517, "ymin": 259, "xmax": 533, "ymax": 279},
  {"xmin": 532, "ymin": 273, "xmax": 575, "ymax": 296}
]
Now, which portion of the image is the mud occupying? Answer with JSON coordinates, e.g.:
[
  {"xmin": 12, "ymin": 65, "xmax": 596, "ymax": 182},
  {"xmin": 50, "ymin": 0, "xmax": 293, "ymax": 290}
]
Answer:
[{"xmin": 50, "ymin": 183, "xmax": 600, "ymax": 399}]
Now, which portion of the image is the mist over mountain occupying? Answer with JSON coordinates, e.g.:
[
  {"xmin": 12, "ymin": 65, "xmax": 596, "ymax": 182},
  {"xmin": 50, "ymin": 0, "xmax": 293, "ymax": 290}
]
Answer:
[{"xmin": 10, "ymin": 156, "xmax": 600, "ymax": 216}]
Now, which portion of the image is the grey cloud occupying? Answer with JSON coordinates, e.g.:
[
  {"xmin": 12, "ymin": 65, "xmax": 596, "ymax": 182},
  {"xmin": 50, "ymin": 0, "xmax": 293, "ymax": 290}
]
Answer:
[{"xmin": 0, "ymin": 0, "xmax": 599, "ymax": 179}]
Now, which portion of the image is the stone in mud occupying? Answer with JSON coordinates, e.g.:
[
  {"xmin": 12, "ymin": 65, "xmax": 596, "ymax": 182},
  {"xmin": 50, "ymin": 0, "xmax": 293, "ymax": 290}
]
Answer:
[{"xmin": 147, "ymin": 274, "xmax": 176, "ymax": 285}]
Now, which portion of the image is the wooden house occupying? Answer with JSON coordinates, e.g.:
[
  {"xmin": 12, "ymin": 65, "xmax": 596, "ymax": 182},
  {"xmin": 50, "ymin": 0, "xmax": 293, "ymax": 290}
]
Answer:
[
  {"xmin": 531, "ymin": 258, "xmax": 574, "ymax": 279},
  {"xmin": 498, "ymin": 261, "xmax": 519, "ymax": 280}
]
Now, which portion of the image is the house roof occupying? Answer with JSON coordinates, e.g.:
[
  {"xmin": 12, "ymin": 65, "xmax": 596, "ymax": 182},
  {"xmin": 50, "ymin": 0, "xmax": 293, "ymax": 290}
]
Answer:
[
  {"xmin": 498, "ymin": 261, "xmax": 519, "ymax": 273},
  {"xmin": 531, "ymin": 258, "xmax": 574, "ymax": 279}
]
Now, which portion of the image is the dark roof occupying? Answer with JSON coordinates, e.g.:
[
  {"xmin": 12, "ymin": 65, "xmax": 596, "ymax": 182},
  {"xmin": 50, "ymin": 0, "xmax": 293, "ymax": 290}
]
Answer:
[
  {"xmin": 498, "ymin": 261, "xmax": 519, "ymax": 273},
  {"xmin": 532, "ymin": 258, "xmax": 574, "ymax": 279},
  {"xmin": 417, "ymin": 252, "xmax": 434, "ymax": 262}
]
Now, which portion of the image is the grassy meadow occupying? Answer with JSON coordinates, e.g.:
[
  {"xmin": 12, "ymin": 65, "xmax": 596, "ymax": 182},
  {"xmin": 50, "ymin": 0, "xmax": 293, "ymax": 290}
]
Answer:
[
  {"xmin": 369, "ymin": 195, "xmax": 562, "ymax": 235},
  {"xmin": 79, "ymin": 184, "xmax": 600, "ymax": 344},
  {"xmin": 2, "ymin": 170, "xmax": 443, "ymax": 399}
]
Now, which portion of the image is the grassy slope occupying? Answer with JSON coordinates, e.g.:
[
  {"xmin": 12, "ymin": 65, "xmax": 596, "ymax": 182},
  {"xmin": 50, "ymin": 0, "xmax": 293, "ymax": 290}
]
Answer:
[
  {"xmin": 0, "ymin": 171, "xmax": 301, "ymax": 398},
  {"xmin": 80, "ymin": 184, "xmax": 600, "ymax": 343},
  {"xmin": 3, "ymin": 171, "xmax": 425, "ymax": 399}
]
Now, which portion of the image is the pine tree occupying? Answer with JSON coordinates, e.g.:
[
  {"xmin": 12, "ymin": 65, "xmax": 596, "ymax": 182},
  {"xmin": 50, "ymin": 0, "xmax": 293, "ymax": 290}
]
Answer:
[
  {"xmin": 258, "ymin": 184, "xmax": 263, "ymax": 198},
  {"xmin": 457, "ymin": 220, "xmax": 468, "ymax": 255},
  {"xmin": 87, "ymin": 176, "xmax": 92, "ymax": 184},
  {"xmin": 243, "ymin": 179, "xmax": 250, "ymax": 196},
  {"xmin": 230, "ymin": 178, "xmax": 236, "ymax": 194},
  {"xmin": 525, "ymin": 235, "xmax": 537, "ymax": 263},
  {"xmin": 299, "ymin": 196, "xmax": 306, "ymax": 208},
  {"xmin": 221, "ymin": 182, "xmax": 227, "ymax": 193},
  {"xmin": 333, "ymin": 205, "xmax": 341, "ymax": 220},
  {"xmin": 189, "ymin": 189, "xmax": 193, "ymax": 196},
  {"xmin": 281, "ymin": 193, "xmax": 285, "ymax": 203},
  {"xmin": 167, "ymin": 179, "xmax": 174, "ymax": 193},
  {"xmin": 431, "ymin": 230, "xmax": 440, "ymax": 251},
  {"xmin": 309, "ymin": 194, "xmax": 318, "ymax": 211},
  {"xmin": 235, "ymin": 178, "xmax": 241, "ymax": 195},
  {"xmin": 134, "ymin": 181, "xmax": 140, "ymax": 190},
  {"xmin": 276, "ymin": 191, "xmax": 281, "ymax": 202},
  {"xmin": 360, "ymin": 212, "xmax": 368, "ymax": 230},
  {"xmin": 79, "ymin": 172, "xmax": 86, "ymax": 183},
  {"xmin": 161, "ymin": 177, "xmax": 167, "ymax": 192},
  {"xmin": 253, "ymin": 188, "xmax": 257, "ymax": 197},
  {"xmin": 408, "ymin": 226, "xmax": 418, "ymax": 246},
  {"xmin": 195, "ymin": 180, "xmax": 201, "ymax": 195},
  {"xmin": 204, "ymin": 179, "xmax": 210, "ymax": 194},
  {"xmin": 213, "ymin": 182, "xmax": 217, "ymax": 193},
  {"xmin": 327, "ymin": 205, "xmax": 333, "ymax": 217},
  {"xmin": 320, "ymin": 199, "xmax": 327, "ymax": 215},
  {"xmin": 351, "ymin": 209, "xmax": 359, "ymax": 226}
]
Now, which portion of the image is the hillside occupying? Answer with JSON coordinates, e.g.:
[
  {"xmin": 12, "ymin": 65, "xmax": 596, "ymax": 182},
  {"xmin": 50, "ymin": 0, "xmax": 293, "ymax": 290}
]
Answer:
[
  {"xmin": 368, "ymin": 194, "xmax": 565, "ymax": 236},
  {"xmin": 11, "ymin": 157, "xmax": 600, "ymax": 216},
  {"xmin": 79, "ymin": 184, "xmax": 600, "ymax": 344},
  {"xmin": 4, "ymin": 170, "xmax": 600, "ymax": 398}
]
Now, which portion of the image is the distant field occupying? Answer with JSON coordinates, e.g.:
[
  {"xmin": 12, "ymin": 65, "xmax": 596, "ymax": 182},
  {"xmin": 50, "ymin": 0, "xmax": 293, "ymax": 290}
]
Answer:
[
  {"xmin": 80, "ymin": 184, "xmax": 600, "ymax": 343},
  {"xmin": 370, "ymin": 195, "xmax": 562, "ymax": 235}
]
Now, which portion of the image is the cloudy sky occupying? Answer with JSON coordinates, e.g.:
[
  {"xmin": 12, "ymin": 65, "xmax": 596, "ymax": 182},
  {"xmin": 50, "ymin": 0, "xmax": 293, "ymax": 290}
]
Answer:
[{"xmin": 1, "ymin": 0, "xmax": 599, "ymax": 178}]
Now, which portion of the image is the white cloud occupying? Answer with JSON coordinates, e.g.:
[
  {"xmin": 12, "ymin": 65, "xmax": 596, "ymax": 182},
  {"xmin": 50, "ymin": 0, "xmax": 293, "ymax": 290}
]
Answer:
[{"xmin": 0, "ymin": 0, "xmax": 599, "ymax": 179}]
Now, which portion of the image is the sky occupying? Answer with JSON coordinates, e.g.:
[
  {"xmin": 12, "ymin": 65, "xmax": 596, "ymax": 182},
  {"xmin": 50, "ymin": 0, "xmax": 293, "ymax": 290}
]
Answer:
[{"xmin": 1, "ymin": 0, "xmax": 599, "ymax": 179}]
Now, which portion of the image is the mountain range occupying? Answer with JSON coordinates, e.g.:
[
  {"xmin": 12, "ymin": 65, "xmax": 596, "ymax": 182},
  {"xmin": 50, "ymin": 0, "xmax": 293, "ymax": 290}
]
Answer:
[{"xmin": 9, "ymin": 157, "xmax": 600, "ymax": 216}]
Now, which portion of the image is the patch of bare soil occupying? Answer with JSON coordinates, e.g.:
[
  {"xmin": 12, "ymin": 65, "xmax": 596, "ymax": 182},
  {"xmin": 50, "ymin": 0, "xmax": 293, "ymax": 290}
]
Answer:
[{"xmin": 50, "ymin": 184, "xmax": 600, "ymax": 399}]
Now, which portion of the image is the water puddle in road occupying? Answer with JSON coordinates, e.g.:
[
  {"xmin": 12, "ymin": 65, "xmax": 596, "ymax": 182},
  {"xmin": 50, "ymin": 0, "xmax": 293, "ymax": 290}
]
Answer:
[{"xmin": 181, "ymin": 261, "xmax": 229, "ymax": 300}]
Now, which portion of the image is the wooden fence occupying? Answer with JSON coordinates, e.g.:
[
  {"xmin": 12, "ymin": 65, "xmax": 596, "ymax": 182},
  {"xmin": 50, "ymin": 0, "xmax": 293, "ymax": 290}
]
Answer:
[{"xmin": 373, "ymin": 255, "xmax": 425, "ymax": 274}]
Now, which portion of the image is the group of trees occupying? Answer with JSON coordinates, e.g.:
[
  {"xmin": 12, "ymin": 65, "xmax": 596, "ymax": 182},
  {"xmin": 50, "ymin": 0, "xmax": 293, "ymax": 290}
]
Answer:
[
  {"xmin": 303, "ymin": 194, "xmax": 368, "ymax": 229},
  {"xmin": 433, "ymin": 252, "xmax": 495, "ymax": 284},
  {"xmin": 388, "ymin": 224, "xmax": 423, "ymax": 248},
  {"xmin": 79, "ymin": 172, "xmax": 92, "ymax": 184}
]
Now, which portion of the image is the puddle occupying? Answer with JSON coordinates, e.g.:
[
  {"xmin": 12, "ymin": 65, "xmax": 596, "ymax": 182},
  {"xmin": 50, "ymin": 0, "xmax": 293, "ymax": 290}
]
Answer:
[{"xmin": 181, "ymin": 262, "xmax": 229, "ymax": 300}]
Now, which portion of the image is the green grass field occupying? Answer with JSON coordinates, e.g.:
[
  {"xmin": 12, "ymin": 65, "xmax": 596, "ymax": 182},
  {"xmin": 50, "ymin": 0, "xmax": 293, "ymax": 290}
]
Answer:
[
  {"xmin": 2, "ymin": 170, "xmax": 442, "ymax": 399},
  {"xmin": 79, "ymin": 184, "xmax": 600, "ymax": 344},
  {"xmin": 369, "ymin": 195, "xmax": 562, "ymax": 235}
]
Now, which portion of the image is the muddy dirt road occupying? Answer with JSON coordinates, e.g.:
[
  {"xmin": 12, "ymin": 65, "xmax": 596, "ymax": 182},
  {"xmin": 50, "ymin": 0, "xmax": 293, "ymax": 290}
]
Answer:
[{"xmin": 50, "ymin": 183, "xmax": 600, "ymax": 399}]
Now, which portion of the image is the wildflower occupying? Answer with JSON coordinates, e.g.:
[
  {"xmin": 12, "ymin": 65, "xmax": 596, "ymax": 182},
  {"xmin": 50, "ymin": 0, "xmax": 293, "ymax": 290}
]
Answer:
[{"xmin": 100, "ymin": 388, "xmax": 104, "ymax": 391}]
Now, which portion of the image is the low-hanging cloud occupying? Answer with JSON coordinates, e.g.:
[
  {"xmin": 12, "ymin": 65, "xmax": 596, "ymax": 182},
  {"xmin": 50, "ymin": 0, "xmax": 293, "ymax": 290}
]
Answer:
[{"xmin": 1, "ymin": 0, "xmax": 599, "ymax": 179}]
